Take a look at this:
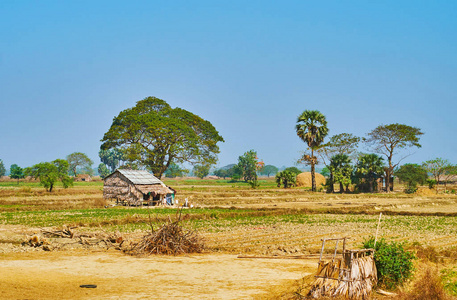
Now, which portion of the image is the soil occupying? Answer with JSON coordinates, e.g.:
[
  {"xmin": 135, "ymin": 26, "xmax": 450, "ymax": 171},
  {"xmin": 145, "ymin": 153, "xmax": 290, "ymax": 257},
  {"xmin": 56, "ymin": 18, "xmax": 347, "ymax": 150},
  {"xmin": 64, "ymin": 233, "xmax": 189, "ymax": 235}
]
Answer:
[{"xmin": 0, "ymin": 226, "xmax": 314, "ymax": 299}]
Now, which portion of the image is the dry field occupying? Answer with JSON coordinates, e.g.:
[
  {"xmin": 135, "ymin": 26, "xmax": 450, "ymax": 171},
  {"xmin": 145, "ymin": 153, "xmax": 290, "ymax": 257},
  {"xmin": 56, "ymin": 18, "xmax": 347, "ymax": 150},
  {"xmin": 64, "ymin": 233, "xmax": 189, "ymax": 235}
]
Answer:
[{"xmin": 1, "ymin": 179, "xmax": 457, "ymax": 299}]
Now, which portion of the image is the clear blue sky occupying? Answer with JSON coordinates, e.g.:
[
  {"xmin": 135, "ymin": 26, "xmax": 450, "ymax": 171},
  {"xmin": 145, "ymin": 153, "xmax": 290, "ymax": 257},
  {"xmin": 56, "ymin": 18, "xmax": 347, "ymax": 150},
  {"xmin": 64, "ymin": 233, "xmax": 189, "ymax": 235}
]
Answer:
[{"xmin": 1, "ymin": 1, "xmax": 456, "ymax": 171}]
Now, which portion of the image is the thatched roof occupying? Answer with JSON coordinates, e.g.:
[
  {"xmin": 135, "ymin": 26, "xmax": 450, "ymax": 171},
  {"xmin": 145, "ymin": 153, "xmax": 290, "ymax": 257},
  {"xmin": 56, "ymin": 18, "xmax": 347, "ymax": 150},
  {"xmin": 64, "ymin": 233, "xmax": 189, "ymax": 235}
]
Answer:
[{"xmin": 106, "ymin": 169, "xmax": 163, "ymax": 185}]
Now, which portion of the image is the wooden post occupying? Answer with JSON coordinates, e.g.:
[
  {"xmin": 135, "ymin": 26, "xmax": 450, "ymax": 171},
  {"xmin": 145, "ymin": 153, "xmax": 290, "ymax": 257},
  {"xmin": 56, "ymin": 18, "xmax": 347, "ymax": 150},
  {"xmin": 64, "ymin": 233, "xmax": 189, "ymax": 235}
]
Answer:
[
  {"xmin": 319, "ymin": 239, "xmax": 326, "ymax": 264},
  {"xmin": 332, "ymin": 239, "xmax": 339, "ymax": 262},
  {"xmin": 374, "ymin": 213, "xmax": 382, "ymax": 249}
]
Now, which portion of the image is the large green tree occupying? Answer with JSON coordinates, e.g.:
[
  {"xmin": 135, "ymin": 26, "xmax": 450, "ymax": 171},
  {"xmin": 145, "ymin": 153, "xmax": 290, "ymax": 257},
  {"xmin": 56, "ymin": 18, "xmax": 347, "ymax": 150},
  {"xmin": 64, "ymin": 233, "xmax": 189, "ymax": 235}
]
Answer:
[
  {"xmin": 101, "ymin": 97, "xmax": 224, "ymax": 178},
  {"xmin": 193, "ymin": 163, "xmax": 211, "ymax": 179},
  {"xmin": 0, "ymin": 160, "xmax": 6, "ymax": 177},
  {"xmin": 394, "ymin": 164, "xmax": 428, "ymax": 193},
  {"xmin": 296, "ymin": 110, "xmax": 329, "ymax": 191},
  {"xmin": 365, "ymin": 123, "xmax": 423, "ymax": 192},
  {"xmin": 66, "ymin": 152, "xmax": 94, "ymax": 176},
  {"xmin": 236, "ymin": 150, "xmax": 263, "ymax": 188},
  {"xmin": 10, "ymin": 164, "xmax": 24, "ymax": 184},
  {"xmin": 28, "ymin": 159, "xmax": 73, "ymax": 192},
  {"xmin": 259, "ymin": 165, "xmax": 279, "ymax": 177}
]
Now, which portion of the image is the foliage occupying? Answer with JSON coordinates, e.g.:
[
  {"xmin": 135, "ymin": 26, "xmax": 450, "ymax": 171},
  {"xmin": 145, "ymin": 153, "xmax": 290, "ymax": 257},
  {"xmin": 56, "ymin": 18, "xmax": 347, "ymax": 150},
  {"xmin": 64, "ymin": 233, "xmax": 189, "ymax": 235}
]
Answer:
[
  {"xmin": 100, "ymin": 96, "xmax": 224, "ymax": 178},
  {"xmin": 353, "ymin": 153, "xmax": 384, "ymax": 192},
  {"xmin": 98, "ymin": 163, "xmax": 111, "ymax": 179},
  {"xmin": 365, "ymin": 123, "xmax": 423, "ymax": 192},
  {"xmin": 66, "ymin": 152, "xmax": 94, "ymax": 176},
  {"xmin": 99, "ymin": 148, "xmax": 125, "ymax": 172},
  {"xmin": 235, "ymin": 150, "xmax": 264, "ymax": 188},
  {"xmin": 363, "ymin": 237, "xmax": 416, "ymax": 290},
  {"xmin": 28, "ymin": 159, "xmax": 73, "ymax": 192},
  {"xmin": 317, "ymin": 133, "xmax": 360, "ymax": 163},
  {"xmin": 283, "ymin": 166, "xmax": 302, "ymax": 176},
  {"xmin": 426, "ymin": 179, "xmax": 437, "ymax": 189},
  {"xmin": 422, "ymin": 158, "xmax": 452, "ymax": 191},
  {"xmin": 329, "ymin": 154, "xmax": 353, "ymax": 193},
  {"xmin": 395, "ymin": 164, "xmax": 428, "ymax": 193},
  {"xmin": 0, "ymin": 159, "xmax": 5, "ymax": 177},
  {"xmin": 320, "ymin": 166, "xmax": 330, "ymax": 177},
  {"xmin": 441, "ymin": 268, "xmax": 457, "ymax": 296},
  {"xmin": 296, "ymin": 110, "xmax": 328, "ymax": 191},
  {"xmin": 9, "ymin": 164, "xmax": 24, "ymax": 183},
  {"xmin": 193, "ymin": 163, "xmax": 211, "ymax": 179},
  {"xmin": 213, "ymin": 168, "xmax": 228, "ymax": 179},
  {"xmin": 259, "ymin": 165, "xmax": 278, "ymax": 177},
  {"xmin": 164, "ymin": 162, "xmax": 188, "ymax": 178},
  {"xmin": 275, "ymin": 170, "xmax": 296, "ymax": 188}
]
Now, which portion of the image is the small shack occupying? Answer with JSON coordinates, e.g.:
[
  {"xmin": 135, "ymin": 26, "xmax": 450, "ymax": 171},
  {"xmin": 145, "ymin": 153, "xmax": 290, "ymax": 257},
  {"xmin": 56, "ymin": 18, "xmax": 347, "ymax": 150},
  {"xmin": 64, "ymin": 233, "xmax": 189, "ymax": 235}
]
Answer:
[
  {"xmin": 103, "ymin": 169, "xmax": 175, "ymax": 206},
  {"xmin": 75, "ymin": 174, "xmax": 92, "ymax": 182}
]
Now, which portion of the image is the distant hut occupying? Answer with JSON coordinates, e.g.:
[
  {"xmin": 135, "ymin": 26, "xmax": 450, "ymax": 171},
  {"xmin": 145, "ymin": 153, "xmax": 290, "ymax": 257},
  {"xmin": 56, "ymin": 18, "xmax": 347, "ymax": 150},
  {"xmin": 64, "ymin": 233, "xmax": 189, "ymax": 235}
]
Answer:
[
  {"xmin": 75, "ymin": 174, "xmax": 92, "ymax": 182},
  {"xmin": 103, "ymin": 169, "xmax": 175, "ymax": 206}
]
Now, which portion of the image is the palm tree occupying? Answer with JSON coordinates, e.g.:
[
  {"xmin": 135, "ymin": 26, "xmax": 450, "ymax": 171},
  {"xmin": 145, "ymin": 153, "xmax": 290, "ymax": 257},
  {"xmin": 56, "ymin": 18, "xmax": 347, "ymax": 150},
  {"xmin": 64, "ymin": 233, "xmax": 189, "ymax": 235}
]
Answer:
[{"xmin": 296, "ymin": 110, "xmax": 329, "ymax": 191}]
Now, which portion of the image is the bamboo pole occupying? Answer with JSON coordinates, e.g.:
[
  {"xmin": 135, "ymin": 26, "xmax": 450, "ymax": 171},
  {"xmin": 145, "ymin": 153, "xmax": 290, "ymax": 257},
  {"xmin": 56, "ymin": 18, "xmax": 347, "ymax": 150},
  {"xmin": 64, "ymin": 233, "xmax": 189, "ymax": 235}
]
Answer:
[{"xmin": 374, "ymin": 212, "xmax": 382, "ymax": 249}]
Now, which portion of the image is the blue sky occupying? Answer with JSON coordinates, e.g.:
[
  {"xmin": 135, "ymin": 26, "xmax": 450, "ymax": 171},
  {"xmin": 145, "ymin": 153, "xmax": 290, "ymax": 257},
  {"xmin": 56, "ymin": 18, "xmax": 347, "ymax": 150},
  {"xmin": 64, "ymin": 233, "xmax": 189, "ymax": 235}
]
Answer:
[{"xmin": 1, "ymin": 1, "xmax": 456, "ymax": 171}]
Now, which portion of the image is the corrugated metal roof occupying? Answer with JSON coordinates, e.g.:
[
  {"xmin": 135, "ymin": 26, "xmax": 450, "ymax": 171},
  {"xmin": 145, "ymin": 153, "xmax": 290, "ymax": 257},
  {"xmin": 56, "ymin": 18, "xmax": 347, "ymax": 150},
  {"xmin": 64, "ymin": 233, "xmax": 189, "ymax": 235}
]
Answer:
[{"xmin": 117, "ymin": 169, "xmax": 163, "ymax": 185}]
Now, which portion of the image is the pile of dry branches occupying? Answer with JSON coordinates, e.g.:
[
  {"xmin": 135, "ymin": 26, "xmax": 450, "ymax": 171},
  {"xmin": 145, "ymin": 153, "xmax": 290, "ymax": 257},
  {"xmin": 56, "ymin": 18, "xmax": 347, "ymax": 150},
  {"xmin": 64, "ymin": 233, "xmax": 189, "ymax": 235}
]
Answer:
[
  {"xmin": 127, "ymin": 210, "xmax": 205, "ymax": 256},
  {"xmin": 24, "ymin": 226, "xmax": 125, "ymax": 251}
]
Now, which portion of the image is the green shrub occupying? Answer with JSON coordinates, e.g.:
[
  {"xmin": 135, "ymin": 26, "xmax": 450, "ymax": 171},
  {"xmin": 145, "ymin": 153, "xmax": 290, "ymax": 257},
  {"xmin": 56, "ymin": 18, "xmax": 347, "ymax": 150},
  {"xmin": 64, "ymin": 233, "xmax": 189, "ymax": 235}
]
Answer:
[
  {"xmin": 363, "ymin": 237, "xmax": 416, "ymax": 290},
  {"xmin": 427, "ymin": 179, "xmax": 437, "ymax": 189}
]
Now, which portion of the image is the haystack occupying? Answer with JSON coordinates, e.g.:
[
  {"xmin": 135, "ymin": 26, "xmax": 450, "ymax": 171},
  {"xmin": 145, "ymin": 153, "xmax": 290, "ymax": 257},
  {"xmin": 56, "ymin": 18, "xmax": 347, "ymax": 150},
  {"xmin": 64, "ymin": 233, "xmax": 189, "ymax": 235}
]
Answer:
[{"xmin": 296, "ymin": 172, "xmax": 326, "ymax": 188}]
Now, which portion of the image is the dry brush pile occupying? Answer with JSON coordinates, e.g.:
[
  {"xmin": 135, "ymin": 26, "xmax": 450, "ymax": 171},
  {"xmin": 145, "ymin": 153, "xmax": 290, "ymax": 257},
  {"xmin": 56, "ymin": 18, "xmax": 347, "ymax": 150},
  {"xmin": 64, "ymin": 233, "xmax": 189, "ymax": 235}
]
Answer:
[{"xmin": 126, "ymin": 210, "xmax": 205, "ymax": 256}]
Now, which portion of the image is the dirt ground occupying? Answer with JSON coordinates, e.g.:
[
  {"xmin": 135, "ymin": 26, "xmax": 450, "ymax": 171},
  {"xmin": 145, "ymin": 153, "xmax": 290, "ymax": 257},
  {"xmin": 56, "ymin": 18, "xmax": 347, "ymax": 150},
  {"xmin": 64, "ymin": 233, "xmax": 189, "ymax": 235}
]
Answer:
[{"xmin": 0, "ymin": 249, "xmax": 313, "ymax": 299}]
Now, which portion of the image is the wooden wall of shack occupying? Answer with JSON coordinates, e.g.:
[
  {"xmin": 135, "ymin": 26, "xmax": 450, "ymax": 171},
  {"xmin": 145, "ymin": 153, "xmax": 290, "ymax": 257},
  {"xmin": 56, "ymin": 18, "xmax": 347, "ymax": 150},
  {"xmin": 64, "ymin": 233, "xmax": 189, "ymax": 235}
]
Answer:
[{"xmin": 103, "ymin": 172, "xmax": 144, "ymax": 206}]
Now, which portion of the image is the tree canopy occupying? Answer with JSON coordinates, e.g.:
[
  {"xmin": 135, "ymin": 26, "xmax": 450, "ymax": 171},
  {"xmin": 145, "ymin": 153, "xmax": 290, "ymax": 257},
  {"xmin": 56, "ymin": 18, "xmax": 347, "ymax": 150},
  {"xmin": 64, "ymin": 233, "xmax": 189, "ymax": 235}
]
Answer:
[
  {"xmin": 99, "ymin": 149, "xmax": 125, "ymax": 172},
  {"xmin": 422, "ymin": 158, "xmax": 451, "ymax": 185},
  {"xmin": 259, "ymin": 165, "xmax": 278, "ymax": 177},
  {"xmin": 193, "ymin": 163, "xmax": 211, "ymax": 179},
  {"xmin": 100, "ymin": 97, "xmax": 224, "ymax": 178},
  {"xmin": 66, "ymin": 152, "xmax": 93, "ymax": 176},
  {"xmin": 28, "ymin": 159, "xmax": 73, "ymax": 192},
  {"xmin": 0, "ymin": 160, "xmax": 5, "ymax": 177},
  {"xmin": 164, "ymin": 162, "xmax": 188, "ymax": 178},
  {"xmin": 366, "ymin": 123, "xmax": 423, "ymax": 192},
  {"xmin": 98, "ymin": 163, "xmax": 111, "ymax": 179},
  {"xmin": 235, "ymin": 150, "xmax": 264, "ymax": 188},
  {"xmin": 10, "ymin": 164, "xmax": 24, "ymax": 183},
  {"xmin": 395, "ymin": 163, "xmax": 428, "ymax": 193}
]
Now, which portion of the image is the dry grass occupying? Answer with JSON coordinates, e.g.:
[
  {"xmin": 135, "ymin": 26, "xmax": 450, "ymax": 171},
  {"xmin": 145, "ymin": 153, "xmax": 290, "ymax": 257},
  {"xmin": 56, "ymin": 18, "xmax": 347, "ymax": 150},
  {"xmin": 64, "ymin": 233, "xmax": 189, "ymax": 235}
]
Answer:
[{"xmin": 395, "ymin": 266, "xmax": 451, "ymax": 300}]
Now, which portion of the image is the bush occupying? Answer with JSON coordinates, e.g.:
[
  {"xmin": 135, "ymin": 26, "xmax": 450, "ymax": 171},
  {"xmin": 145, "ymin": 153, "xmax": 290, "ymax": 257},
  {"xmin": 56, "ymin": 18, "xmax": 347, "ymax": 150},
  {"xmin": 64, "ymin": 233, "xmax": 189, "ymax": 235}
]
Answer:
[
  {"xmin": 363, "ymin": 237, "xmax": 416, "ymax": 290},
  {"xmin": 427, "ymin": 179, "xmax": 437, "ymax": 189}
]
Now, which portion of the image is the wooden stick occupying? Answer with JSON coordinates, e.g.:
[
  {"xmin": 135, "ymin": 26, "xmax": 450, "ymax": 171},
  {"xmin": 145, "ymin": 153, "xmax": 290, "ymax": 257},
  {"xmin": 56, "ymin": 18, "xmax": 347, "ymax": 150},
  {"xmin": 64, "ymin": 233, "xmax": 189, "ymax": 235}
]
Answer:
[{"xmin": 374, "ymin": 212, "xmax": 382, "ymax": 249}]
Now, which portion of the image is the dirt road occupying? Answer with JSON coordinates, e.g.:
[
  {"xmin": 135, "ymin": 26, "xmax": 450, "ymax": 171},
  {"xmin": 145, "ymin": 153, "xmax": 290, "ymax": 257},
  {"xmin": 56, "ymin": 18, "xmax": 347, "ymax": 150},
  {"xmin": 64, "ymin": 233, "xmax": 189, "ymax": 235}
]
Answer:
[{"xmin": 1, "ymin": 250, "xmax": 313, "ymax": 299}]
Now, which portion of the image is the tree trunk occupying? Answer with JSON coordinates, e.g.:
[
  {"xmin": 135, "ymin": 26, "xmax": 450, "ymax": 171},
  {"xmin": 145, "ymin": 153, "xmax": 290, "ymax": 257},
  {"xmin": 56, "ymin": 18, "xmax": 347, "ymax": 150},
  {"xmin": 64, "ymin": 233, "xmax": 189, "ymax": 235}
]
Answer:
[
  {"xmin": 328, "ymin": 172, "xmax": 334, "ymax": 193},
  {"xmin": 339, "ymin": 182, "xmax": 344, "ymax": 193},
  {"xmin": 311, "ymin": 149, "xmax": 316, "ymax": 192}
]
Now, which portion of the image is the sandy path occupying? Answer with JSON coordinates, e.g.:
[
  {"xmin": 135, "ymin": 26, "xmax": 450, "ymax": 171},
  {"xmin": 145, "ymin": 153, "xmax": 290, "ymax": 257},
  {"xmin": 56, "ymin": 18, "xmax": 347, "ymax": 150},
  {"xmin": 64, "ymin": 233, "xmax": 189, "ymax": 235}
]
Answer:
[{"xmin": 0, "ymin": 251, "xmax": 313, "ymax": 299}]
